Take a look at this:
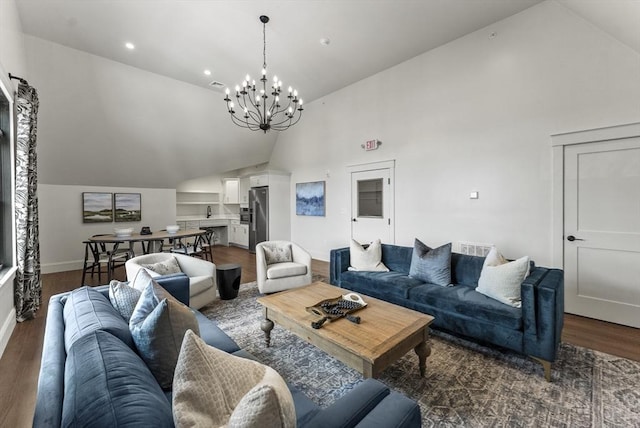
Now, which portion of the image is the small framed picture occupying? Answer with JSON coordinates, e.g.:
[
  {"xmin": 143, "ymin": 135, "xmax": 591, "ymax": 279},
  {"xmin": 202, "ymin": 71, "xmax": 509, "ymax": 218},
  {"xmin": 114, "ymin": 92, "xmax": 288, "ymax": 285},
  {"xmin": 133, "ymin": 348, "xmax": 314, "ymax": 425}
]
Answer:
[
  {"xmin": 296, "ymin": 181, "xmax": 326, "ymax": 216},
  {"xmin": 82, "ymin": 192, "xmax": 113, "ymax": 223},
  {"xmin": 114, "ymin": 193, "xmax": 142, "ymax": 222}
]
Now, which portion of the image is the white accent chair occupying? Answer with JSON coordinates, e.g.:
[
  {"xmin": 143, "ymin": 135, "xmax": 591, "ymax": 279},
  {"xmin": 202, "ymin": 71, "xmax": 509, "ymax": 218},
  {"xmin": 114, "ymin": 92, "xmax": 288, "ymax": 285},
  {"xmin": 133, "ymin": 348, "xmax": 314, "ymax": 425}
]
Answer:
[
  {"xmin": 256, "ymin": 241, "xmax": 313, "ymax": 294},
  {"xmin": 125, "ymin": 252, "xmax": 217, "ymax": 309}
]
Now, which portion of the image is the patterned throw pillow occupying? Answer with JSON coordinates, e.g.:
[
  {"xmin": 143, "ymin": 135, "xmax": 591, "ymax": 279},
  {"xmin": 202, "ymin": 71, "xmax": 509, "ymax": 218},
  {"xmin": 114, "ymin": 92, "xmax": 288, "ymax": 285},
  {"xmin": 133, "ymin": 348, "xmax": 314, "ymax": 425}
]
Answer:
[
  {"xmin": 129, "ymin": 272, "xmax": 199, "ymax": 390},
  {"xmin": 141, "ymin": 256, "xmax": 182, "ymax": 276},
  {"xmin": 262, "ymin": 243, "xmax": 293, "ymax": 265},
  {"xmin": 408, "ymin": 239, "xmax": 452, "ymax": 286},
  {"xmin": 173, "ymin": 330, "xmax": 295, "ymax": 428},
  {"xmin": 109, "ymin": 280, "xmax": 142, "ymax": 321},
  {"xmin": 476, "ymin": 247, "xmax": 529, "ymax": 307},
  {"xmin": 348, "ymin": 239, "xmax": 389, "ymax": 272}
]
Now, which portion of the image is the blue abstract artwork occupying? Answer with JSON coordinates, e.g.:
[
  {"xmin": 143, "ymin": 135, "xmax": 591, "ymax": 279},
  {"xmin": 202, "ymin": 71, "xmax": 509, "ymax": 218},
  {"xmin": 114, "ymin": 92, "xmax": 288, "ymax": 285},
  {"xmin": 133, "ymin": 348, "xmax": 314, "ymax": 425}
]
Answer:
[{"xmin": 296, "ymin": 181, "xmax": 325, "ymax": 216}]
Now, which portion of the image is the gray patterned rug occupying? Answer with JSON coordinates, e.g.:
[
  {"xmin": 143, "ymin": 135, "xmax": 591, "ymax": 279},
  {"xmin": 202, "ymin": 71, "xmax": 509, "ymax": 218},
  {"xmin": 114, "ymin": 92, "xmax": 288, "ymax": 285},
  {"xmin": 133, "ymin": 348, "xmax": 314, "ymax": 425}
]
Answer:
[{"xmin": 201, "ymin": 282, "xmax": 640, "ymax": 427}]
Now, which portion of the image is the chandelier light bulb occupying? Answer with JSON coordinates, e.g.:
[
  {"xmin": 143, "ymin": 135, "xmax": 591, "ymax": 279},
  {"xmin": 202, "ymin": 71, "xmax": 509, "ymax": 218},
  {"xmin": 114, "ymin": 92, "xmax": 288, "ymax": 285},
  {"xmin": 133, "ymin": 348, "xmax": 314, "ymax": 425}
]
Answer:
[{"xmin": 223, "ymin": 15, "xmax": 303, "ymax": 133}]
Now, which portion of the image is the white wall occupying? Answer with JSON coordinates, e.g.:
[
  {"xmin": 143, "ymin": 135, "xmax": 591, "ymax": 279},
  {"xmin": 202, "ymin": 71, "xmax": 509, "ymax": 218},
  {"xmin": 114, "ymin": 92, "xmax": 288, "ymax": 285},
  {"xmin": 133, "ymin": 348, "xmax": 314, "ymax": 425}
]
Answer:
[
  {"xmin": 269, "ymin": 1, "xmax": 640, "ymax": 266},
  {"xmin": 39, "ymin": 184, "xmax": 176, "ymax": 273},
  {"xmin": 0, "ymin": 0, "xmax": 26, "ymax": 358}
]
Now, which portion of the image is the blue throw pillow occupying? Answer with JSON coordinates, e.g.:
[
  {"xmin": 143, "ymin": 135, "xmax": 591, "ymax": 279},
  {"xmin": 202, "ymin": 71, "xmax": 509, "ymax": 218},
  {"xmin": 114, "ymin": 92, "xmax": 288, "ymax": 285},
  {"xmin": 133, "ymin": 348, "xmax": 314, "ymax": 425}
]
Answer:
[
  {"xmin": 62, "ymin": 330, "xmax": 173, "ymax": 427},
  {"xmin": 129, "ymin": 270, "xmax": 200, "ymax": 390},
  {"xmin": 409, "ymin": 239, "xmax": 452, "ymax": 286}
]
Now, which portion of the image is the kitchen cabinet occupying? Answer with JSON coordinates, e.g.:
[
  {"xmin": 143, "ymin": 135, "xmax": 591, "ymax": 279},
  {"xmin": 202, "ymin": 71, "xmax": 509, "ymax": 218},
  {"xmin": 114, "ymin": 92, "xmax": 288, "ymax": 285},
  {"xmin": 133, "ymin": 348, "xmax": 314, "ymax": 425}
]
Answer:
[
  {"xmin": 249, "ymin": 174, "xmax": 269, "ymax": 187},
  {"xmin": 238, "ymin": 224, "xmax": 249, "ymax": 247},
  {"xmin": 228, "ymin": 221, "xmax": 248, "ymax": 248},
  {"xmin": 239, "ymin": 176, "xmax": 250, "ymax": 206},
  {"xmin": 223, "ymin": 178, "xmax": 239, "ymax": 204}
]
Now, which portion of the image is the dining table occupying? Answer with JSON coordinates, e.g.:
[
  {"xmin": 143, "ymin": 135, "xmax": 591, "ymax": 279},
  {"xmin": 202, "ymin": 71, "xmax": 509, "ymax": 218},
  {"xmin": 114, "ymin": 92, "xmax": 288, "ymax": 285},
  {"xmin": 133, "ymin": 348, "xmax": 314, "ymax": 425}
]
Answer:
[{"xmin": 89, "ymin": 229, "xmax": 206, "ymax": 256}]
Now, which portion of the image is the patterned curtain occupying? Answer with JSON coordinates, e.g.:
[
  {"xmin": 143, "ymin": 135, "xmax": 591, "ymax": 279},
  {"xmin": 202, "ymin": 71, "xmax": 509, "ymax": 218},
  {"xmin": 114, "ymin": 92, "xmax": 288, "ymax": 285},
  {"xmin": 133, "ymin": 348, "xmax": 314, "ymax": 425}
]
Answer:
[{"xmin": 14, "ymin": 83, "xmax": 41, "ymax": 322}]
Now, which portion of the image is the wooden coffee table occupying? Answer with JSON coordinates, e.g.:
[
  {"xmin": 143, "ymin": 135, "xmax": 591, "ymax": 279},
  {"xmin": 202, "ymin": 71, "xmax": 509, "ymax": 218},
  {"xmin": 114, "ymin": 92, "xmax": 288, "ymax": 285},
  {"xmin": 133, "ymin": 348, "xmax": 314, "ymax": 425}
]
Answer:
[{"xmin": 257, "ymin": 282, "xmax": 434, "ymax": 378}]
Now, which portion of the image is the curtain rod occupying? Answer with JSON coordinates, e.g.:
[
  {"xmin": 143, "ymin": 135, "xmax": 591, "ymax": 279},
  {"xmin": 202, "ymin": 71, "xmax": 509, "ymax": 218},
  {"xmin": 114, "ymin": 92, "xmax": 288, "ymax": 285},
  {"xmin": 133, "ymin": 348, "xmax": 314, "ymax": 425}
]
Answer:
[{"xmin": 8, "ymin": 73, "xmax": 28, "ymax": 85}]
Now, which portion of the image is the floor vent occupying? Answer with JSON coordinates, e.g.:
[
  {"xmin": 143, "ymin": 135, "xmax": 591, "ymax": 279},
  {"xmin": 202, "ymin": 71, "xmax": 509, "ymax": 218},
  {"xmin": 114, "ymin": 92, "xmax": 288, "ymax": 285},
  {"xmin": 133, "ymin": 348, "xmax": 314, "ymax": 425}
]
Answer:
[{"xmin": 455, "ymin": 242, "xmax": 493, "ymax": 257}]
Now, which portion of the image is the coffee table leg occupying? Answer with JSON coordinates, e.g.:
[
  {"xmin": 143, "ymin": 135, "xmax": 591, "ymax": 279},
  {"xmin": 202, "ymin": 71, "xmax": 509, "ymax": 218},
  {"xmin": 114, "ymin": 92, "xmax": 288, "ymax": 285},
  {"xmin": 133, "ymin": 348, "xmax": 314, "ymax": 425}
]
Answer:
[
  {"xmin": 415, "ymin": 341, "xmax": 431, "ymax": 377},
  {"xmin": 260, "ymin": 318, "xmax": 274, "ymax": 347}
]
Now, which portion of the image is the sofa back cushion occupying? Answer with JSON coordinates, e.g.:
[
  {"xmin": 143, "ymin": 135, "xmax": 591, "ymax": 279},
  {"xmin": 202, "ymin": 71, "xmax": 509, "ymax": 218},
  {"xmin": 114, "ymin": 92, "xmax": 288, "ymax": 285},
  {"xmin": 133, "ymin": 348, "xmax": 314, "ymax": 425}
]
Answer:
[
  {"xmin": 450, "ymin": 253, "xmax": 485, "ymax": 287},
  {"xmin": 63, "ymin": 286, "xmax": 134, "ymax": 352},
  {"xmin": 62, "ymin": 330, "xmax": 173, "ymax": 427},
  {"xmin": 380, "ymin": 244, "xmax": 413, "ymax": 274}
]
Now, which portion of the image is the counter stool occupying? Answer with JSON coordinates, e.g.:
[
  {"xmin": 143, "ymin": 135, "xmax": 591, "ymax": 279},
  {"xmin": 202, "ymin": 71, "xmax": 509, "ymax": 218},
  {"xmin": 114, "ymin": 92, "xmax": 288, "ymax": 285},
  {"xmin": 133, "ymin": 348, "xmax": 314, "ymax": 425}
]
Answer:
[{"xmin": 216, "ymin": 263, "xmax": 242, "ymax": 300}]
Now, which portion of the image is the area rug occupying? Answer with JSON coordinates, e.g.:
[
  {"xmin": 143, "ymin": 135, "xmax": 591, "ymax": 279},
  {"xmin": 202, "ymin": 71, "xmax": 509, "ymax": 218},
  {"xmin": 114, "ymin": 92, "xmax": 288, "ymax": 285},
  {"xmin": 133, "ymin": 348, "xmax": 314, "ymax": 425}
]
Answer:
[{"xmin": 201, "ymin": 282, "xmax": 640, "ymax": 427}]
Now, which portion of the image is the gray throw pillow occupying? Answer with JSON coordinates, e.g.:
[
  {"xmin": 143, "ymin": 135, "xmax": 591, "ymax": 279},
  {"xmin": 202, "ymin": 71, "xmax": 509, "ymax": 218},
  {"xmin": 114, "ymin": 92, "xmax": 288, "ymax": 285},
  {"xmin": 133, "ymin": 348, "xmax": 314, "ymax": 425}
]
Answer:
[
  {"xmin": 129, "ymin": 271, "xmax": 199, "ymax": 390},
  {"xmin": 109, "ymin": 280, "xmax": 142, "ymax": 321},
  {"xmin": 409, "ymin": 239, "xmax": 452, "ymax": 287},
  {"xmin": 141, "ymin": 256, "xmax": 182, "ymax": 276},
  {"xmin": 262, "ymin": 243, "xmax": 293, "ymax": 265}
]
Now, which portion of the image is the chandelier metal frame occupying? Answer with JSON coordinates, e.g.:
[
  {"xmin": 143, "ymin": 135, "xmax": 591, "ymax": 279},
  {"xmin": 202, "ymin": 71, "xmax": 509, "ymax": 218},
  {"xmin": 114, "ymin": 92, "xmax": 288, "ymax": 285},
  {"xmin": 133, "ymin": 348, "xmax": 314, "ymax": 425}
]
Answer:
[{"xmin": 224, "ymin": 15, "xmax": 303, "ymax": 133}]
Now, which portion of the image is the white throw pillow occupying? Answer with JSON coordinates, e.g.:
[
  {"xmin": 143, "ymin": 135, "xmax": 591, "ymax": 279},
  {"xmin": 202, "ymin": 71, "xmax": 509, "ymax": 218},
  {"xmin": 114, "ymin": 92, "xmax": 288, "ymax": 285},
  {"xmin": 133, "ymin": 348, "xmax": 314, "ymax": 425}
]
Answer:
[
  {"xmin": 476, "ymin": 247, "xmax": 529, "ymax": 307},
  {"xmin": 172, "ymin": 330, "xmax": 296, "ymax": 428},
  {"xmin": 140, "ymin": 256, "xmax": 182, "ymax": 276},
  {"xmin": 108, "ymin": 280, "xmax": 142, "ymax": 321},
  {"xmin": 348, "ymin": 239, "xmax": 389, "ymax": 272}
]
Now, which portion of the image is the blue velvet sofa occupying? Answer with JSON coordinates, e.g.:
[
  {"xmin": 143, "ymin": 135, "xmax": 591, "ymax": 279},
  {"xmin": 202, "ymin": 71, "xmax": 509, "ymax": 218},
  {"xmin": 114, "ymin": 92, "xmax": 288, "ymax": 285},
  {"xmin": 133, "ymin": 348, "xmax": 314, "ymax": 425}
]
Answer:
[
  {"xmin": 330, "ymin": 245, "xmax": 564, "ymax": 381},
  {"xmin": 34, "ymin": 273, "xmax": 421, "ymax": 427}
]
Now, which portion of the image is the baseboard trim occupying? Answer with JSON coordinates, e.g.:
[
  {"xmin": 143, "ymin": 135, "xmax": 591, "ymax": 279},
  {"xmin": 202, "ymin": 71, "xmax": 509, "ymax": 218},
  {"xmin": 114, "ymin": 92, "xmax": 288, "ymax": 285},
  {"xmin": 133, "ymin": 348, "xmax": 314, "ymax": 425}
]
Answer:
[
  {"xmin": 41, "ymin": 260, "xmax": 83, "ymax": 274},
  {"xmin": 0, "ymin": 306, "xmax": 16, "ymax": 360}
]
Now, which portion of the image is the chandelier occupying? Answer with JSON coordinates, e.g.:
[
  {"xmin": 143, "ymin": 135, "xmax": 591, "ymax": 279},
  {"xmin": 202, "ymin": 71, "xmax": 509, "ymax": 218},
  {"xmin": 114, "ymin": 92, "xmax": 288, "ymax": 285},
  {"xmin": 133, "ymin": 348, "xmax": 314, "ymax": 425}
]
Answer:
[{"xmin": 224, "ymin": 15, "xmax": 303, "ymax": 133}]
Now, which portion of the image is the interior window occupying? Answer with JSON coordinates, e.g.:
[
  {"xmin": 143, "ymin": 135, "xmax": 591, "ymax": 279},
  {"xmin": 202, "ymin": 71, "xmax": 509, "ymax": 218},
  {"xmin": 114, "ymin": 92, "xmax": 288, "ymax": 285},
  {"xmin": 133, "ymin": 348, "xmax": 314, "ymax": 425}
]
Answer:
[{"xmin": 357, "ymin": 178, "xmax": 383, "ymax": 218}]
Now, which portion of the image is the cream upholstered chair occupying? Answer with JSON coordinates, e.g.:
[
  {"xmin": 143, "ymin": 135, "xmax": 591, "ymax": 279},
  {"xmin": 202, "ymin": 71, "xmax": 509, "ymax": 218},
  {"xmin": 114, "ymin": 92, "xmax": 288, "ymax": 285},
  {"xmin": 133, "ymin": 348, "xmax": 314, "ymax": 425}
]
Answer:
[
  {"xmin": 256, "ymin": 241, "xmax": 312, "ymax": 294},
  {"xmin": 125, "ymin": 252, "xmax": 216, "ymax": 309}
]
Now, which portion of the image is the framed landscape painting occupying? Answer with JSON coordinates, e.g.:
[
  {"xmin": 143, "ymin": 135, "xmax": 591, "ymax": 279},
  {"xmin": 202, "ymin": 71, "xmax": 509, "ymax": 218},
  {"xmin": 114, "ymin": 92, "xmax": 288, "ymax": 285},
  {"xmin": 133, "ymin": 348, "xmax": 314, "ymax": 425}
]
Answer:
[
  {"xmin": 114, "ymin": 193, "xmax": 142, "ymax": 222},
  {"xmin": 82, "ymin": 192, "xmax": 113, "ymax": 223},
  {"xmin": 296, "ymin": 181, "xmax": 325, "ymax": 216}
]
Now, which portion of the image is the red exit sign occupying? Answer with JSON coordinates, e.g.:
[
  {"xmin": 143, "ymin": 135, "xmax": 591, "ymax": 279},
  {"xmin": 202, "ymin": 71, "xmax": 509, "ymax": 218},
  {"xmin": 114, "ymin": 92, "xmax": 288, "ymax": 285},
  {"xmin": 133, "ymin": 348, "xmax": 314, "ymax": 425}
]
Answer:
[{"xmin": 364, "ymin": 139, "xmax": 379, "ymax": 151}]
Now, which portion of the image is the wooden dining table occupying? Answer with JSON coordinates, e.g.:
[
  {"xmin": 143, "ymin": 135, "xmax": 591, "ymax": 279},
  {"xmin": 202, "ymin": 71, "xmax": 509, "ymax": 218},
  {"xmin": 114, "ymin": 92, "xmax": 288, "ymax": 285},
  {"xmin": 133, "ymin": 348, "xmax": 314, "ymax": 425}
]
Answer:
[{"xmin": 89, "ymin": 229, "xmax": 206, "ymax": 256}]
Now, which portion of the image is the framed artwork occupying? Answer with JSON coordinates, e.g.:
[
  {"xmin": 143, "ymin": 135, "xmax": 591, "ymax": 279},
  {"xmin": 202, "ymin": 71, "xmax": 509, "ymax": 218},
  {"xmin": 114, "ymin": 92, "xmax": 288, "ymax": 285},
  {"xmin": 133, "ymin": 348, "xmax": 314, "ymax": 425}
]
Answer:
[
  {"xmin": 296, "ymin": 181, "xmax": 325, "ymax": 216},
  {"xmin": 82, "ymin": 192, "xmax": 113, "ymax": 223},
  {"xmin": 114, "ymin": 193, "xmax": 142, "ymax": 222}
]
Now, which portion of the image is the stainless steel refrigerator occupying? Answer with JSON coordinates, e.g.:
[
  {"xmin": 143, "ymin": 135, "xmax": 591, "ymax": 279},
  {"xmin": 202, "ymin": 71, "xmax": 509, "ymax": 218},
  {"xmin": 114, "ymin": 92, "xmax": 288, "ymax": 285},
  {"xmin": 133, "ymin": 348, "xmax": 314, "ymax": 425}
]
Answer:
[{"xmin": 248, "ymin": 186, "xmax": 269, "ymax": 253}]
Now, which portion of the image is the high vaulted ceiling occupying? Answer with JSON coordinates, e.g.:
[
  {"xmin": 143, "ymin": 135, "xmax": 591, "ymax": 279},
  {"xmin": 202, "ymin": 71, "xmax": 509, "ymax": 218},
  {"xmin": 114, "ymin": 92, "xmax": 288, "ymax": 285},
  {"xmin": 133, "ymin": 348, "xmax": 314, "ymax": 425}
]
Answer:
[{"xmin": 14, "ymin": 0, "xmax": 640, "ymax": 188}]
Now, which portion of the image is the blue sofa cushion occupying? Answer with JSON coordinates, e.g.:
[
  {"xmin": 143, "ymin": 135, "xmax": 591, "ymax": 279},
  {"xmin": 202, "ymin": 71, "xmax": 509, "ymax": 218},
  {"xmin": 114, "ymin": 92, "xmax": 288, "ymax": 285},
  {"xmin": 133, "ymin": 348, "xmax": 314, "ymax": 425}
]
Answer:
[
  {"xmin": 62, "ymin": 286, "xmax": 134, "ymax": 352},
  {"xmin": 381, "ymin": 244, "xmax": 413, "ymax": 274},
  {"xmin": 450, "ymin": 253, "xmax": 485, "ymax": 287},
  {"xmin": 409, "ymin": 240, "xmax": 452, "ymax": 286},
  {"xmin": 408, "ymin": 283, "xmax": 523, "ymax": 330},
  {"xmin": 62, "ymin": 330, "xmax": 173, "ymax": 427},
  {"xmin": 340, "ymin": 271, "xmax": 424, "ymax": 300}
]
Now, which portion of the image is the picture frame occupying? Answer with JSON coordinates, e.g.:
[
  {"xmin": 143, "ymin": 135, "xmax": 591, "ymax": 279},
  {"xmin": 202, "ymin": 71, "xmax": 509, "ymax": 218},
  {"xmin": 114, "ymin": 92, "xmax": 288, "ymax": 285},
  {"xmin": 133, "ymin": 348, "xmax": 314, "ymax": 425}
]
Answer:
[
  {"xmin": 82, "ymin": 192, "xmax": 113, "ymax": 223},
  {"xmin": 114, "ymin": 193, "xmax": 142, "ymax": 222},
  {"xmin": 296, "ymin": 181, "xmax": 326, "ymax": 216}
]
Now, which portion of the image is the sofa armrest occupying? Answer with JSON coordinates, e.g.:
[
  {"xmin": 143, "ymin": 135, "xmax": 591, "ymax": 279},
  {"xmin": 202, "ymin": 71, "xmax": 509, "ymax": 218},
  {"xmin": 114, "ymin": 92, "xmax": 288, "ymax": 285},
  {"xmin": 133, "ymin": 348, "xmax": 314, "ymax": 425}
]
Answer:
[
  {"xmin": 304, "ymin": 379, "xmax": 390, "ymax": 428},
  {"xmin": 330, "ymin": 247, "xmax": 350, "ymax": 286},
  {"xmin": 33, "ymin": 296, "xmax": 66, "ymax": 428},
  {"xmin": 522, "ymin": 267, "xmax": 564, "ymax": 362},
  {"xmin": 173, "ymin": 253, "xmax": 215, "ymax": 280}
]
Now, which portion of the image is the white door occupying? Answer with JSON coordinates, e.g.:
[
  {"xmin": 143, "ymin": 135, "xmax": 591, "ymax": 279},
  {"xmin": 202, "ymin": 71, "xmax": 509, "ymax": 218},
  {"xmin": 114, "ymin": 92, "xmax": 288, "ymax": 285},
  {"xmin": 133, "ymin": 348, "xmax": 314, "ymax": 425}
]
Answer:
[
  {"xmin": 351, "ymin": 168, "xmax": 394, "ymax": 244},
  {"xmin": 564, "ymin": 137, "xmax": 640, "ymax": 327}
]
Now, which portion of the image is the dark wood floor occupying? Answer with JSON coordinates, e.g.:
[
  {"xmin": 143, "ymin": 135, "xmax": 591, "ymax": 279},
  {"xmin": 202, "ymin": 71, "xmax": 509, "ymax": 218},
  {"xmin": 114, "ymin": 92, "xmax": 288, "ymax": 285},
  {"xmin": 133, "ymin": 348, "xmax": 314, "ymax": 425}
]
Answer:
[{"xmin": 0, "ymin": 245, "xmax": 638, "ymax": 427}]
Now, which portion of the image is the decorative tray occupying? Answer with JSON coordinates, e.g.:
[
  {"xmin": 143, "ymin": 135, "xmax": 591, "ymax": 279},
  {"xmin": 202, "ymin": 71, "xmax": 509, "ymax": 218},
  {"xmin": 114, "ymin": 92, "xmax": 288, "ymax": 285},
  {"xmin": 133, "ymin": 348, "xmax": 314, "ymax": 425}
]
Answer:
[{"xmin": 305, "ymin": 293, "xmax": 367, "ymax": 329}]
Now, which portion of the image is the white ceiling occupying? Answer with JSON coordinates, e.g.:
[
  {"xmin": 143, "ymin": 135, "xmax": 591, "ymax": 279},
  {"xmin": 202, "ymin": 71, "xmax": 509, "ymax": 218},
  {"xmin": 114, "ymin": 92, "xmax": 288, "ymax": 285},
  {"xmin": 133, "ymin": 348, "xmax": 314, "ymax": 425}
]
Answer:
[{"xmin": 14, "ymin": 0, "xmax": 640, "ymax": 187}]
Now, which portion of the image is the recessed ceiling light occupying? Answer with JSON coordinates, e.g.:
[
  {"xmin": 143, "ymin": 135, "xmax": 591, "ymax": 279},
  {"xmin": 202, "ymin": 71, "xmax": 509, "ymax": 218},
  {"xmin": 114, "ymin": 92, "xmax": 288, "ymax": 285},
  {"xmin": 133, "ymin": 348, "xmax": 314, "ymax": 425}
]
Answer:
[
  {"xmin": 125, "ymin": 42, "xmax": 135, "ymax": 50},
  {"xmin": 320, "ymin": 38, "xmax": 331, "ymax": 46},
  {"xmin": 204, "ymin": 69, "xmax": 212, "ymax": 76}
]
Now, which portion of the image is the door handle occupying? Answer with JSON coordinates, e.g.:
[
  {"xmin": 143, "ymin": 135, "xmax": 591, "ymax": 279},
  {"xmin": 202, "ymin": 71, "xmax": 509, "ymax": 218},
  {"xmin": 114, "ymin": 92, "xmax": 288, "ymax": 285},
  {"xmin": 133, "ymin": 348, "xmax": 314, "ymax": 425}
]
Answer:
[
  {"xmin": 352, "ymin": 218, "xmax": 357, "ymax": 222},
  {"xmin": 567, "ymin": 235, "xmax": 585, "ymax": 242}
]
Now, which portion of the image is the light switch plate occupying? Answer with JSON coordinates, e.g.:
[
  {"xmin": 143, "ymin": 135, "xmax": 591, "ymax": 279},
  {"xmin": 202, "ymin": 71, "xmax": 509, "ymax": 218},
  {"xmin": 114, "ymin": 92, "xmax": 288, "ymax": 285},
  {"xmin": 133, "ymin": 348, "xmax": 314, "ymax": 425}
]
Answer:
[{"xmin": 470, "ymin": 191, "xmax": 479, "ymax": 199}]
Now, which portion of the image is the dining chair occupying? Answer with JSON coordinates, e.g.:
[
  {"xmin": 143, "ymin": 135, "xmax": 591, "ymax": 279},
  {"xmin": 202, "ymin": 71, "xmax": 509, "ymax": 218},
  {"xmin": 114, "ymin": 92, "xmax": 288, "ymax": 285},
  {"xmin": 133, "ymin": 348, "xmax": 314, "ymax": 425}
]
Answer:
[
  {"xmin": 196, "ymin": 228, "xmax": 215, "ymax": 262},
  {"xmin": 81, "ymin": 238, "xmax": 132, "ymax": 285}
]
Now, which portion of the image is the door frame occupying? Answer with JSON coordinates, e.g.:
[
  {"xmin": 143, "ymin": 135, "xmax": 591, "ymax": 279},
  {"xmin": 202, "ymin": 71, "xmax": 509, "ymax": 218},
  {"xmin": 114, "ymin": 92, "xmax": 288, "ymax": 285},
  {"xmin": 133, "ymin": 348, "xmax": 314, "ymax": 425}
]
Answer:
[
  {"xmin": 551, "ymin": 121, "xmax": 640, "ymax": 269},
  {"xmin": 347, "ymin": 159, "xmax": 396, "ymax": 244}
]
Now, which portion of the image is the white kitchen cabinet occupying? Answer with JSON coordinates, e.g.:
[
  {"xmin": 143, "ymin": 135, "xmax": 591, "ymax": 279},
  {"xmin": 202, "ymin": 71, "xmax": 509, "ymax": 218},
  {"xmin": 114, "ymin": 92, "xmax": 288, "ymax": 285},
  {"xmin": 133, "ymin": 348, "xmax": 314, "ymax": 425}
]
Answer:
[
  {"xmin": 239, "ymin": 224, "xmax": 249, "ymax": 247},
  {"xmin": 223, "ymin": 178, "xmax": 239, "ymax": 204},
  {"xmin": 249, "ymin": 174, "xmax": 269, "ymax": 187},
  {"xmin": 239, "ymin": 176, "xmax": 250, "ymax": 206}
]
